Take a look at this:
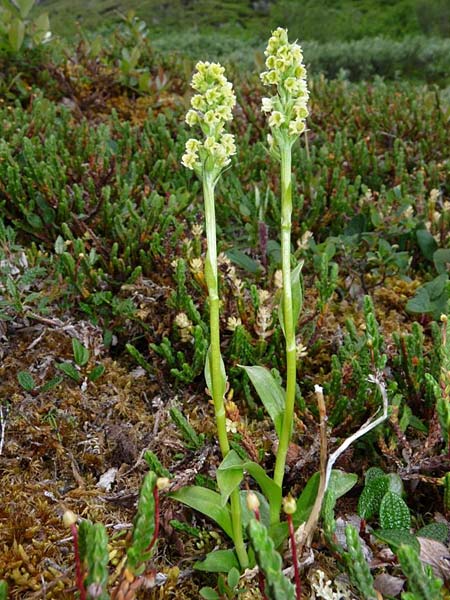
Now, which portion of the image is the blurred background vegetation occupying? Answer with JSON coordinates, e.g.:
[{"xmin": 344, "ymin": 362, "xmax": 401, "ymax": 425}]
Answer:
[{"xmin": 42, "ymin": 0, "xmax": 450, "ymax": 40}]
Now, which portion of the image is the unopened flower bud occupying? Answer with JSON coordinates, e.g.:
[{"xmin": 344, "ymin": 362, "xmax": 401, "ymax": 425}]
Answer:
[
  {"xmin": 283, "ymin": 494, "xmax": 297, "ymax": 515},
  {"xmin": 156, "ymin": 477, "xmax": 170, "ymax": 491},
  {"xmin": 63, "ymin": 510, "xmax": 77, "ymax": 528},
  {"xmin": 246, "ymin": 491, "xmax": 260, "ymax": 513}
]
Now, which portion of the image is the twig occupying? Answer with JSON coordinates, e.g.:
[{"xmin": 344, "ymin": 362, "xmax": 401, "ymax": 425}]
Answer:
[
  {"xmin": 296, "ymin": 385, "xmax": 328, "ymax": 551},
  {"xmin": 324, "ymin": 373, "xmax": 389, "ymax": 490},
  {"xmin": 0, "ymin": 405, "xmax": 7, "ymax": 456},
  {"xmin": 296, "ymin": 373, "xmax": 389, "ymax": 550}
]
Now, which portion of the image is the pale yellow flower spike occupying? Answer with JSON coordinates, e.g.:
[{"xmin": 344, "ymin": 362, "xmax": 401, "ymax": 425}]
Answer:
[
  {"xmin": 182, "ymin": 61, "xmax": 237, "ymax": 178},
  {"xmin": 261, "ymin": 27, "xmax": 309, "ymax": 147}
]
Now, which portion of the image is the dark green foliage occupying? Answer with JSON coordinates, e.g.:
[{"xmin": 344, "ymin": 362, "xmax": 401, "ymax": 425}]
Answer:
[
  {"xmin": 397, "ymin": 544, "xmax": 443, "ymax": 599},
  {"xmin": 328, "ymin": 295, "xmax": 386, "ymax": 425},
  {"xmin": 0, "ymin": 581, "xmax": 8, "ymax": 600},
  {"xmin": 247, "ymin": 519, "xmax": 296, "ymax": 600},
  {"xmin": 343, "ymin": 525, "xmax": 378, "ymax": 600},
  {"xmin": 416, "ymin": 522, "xmax": 448, "ymax": 543},
  {"xmin": 84, "ymin": 523, "xmax": 109, "ymax": 600},
  {"xmin": 144, "ymin": 450, "xmax": 171, "ymax": 479},
  {"xmin": 169, "ymin": 406, "xmax": 204, "ymax": 450},
  {"xmin": 126, "ymin": 471, "xmax": 157, "ymax": 574},
  {"xmin": 379, "ymin": 491, "xmax": 411, "ymax": 530}
]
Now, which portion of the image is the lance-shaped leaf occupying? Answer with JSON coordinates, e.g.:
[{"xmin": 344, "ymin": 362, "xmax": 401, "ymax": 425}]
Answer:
[
  {"xmin": 240, "ymin": 365, "xmax": 284, "ymax": 438},
  {"xmin": 170, "ymin": 486, "xmax": 233, "ymax": 538},
  {"xmin": 216, "ymin": 450, "xmax": 282, "ymax": 516}
]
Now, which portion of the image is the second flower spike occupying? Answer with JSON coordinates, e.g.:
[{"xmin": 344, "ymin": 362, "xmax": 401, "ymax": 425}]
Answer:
[{"xmin": 182, "ymin": 61, "xmax": 237, "ymax": 179}]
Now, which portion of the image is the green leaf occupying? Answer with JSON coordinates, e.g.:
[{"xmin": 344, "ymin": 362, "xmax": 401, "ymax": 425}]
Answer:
[
  {"xmin": 416, "ymin": 522, "xmax": 449, "ymax": 543},
  {"xmin": 15, "ymin": 0, "xmax": 35, "ymax": 18},
  {"xmin": 40, "ymin": 376, "xmax": 63, "ymax": 393},
  {"xmin": 373, "ymin": 529, "xmax": 420, "ymax": 552},
  {"xmin": 72, "ymin": 338, "xmax": 89, "ymax": 367},
  {"xmin": 199, "ymin": 588, "xmax": 220, "ymax": 600},
  {"xmin": 426, "ymin": 273, "xmax": 448, "ymax": 300},
  {"xmin": 170, "ymin": 487, "xmax": 233, "ymax": 538},
  {"xmin": 194, "ymin": 549, "xmax": 240, "ymax": 573},
  {"xmin": 364, "ymin": 467, "xmax": 385, "ymax": 483},
  {"xmin": 379, "ymin": 491, "xmax": 410, "ymax": 530},
  {"xmin": 240, "ymin": 365, "xmax": 284, "ymax": 437},
  {"xmin": 17, "ymin": 370, "xmax": 36, "ymax": 391},
  {"xmin": 54, "ymin": 235, "xmax": 65, "ymax": 255},
  {"xmin": 279, "ymin": 261, "xmax": 303, "ymax": 337},
  {"xmin": 358, "ymin": 475, "xmax": 389, "ymax": 520},
  {"xmin": 0, "ymin": 580, "xmax": 8, "ymax": 600},
  {"xmin": 386, "ymin": 473, "xmax": 404, "ymax": 496},
  {"xmin": 32, "ymin": 12, "xmax": 49, "ymax": 41},
  {"xmin": 227, "ymin": 566, "xmax": 240, "ymax": 589},
  {"xmin": 406, "ymin": 287, "xmax": 433, "ymax": 315},
  {"xmin": 293, "ymin": 472, "xmax": 319, "ymax": 527},
  {"xmin": 216, "ymin": 451, "xmax": 244, "ymax": 506},
  {"xmin": 88, "ymin": 364, "xmax": 105, "ymax": 382},
  {"xmin": 56, "ymin": 362, "xmax": 81, "ymax": 383},
  {"xmin": 126, "ymin": 343, "xmax": 153, "ymax": 374},
  {"xmin": 433, "ymin": 249, "xmax": 450, "ymax": 275},
  {"xmin": 240, "ymin": 490, "xmax": 271, "ymax": 529},
  {"xmin": 243, "ymin": 461, "xmax": 282, "ymax": 517},
  {"xmin": 328, "ymin": 470, "xmax": 358, "ymax": 499},
  {"xmin": 205, "ymin": 345, "xmax": 227, "ymax": 400},
  {"xmin": 8, "ymin": 17, "xmax": 25, "ymax": 52},
  {"xmin": 416, "ymin": 229, "xmax": 438, "ymax": 261},
  {"xmin": 225, "ymin": 248, "xmax": 263, "ymax": 275}
]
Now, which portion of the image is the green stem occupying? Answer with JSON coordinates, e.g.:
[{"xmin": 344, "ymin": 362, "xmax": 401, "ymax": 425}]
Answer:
[
  {"xmin": 273, "ymin": 143, "xmax": 296, "ymax": 491},
  {"xmin": 203, "ymin": 172, "xmax": 248, "ymax": 569}
]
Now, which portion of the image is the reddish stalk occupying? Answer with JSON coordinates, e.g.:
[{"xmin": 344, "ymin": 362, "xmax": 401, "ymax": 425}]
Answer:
[
  {"xmin": 286, "ymin": 513, "xmax": 301, "ymax": 600},
  {"xmin": 247, "ymin": 492, "xmax": 268, "ymax": 600},
  {"xmin": 70, "ymin": 523, "xmax": 86, "ymax": 600}
]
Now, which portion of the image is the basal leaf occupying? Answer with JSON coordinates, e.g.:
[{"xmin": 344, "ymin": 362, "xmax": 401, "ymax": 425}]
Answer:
[
  {"xmin": 170, "ymin": 486, "xmax": 233, "ymax": 538},
  {"xmin": 194, "ymin": 549, "xmax": 240, "ymax": 573},
  {"xmin": 293, "ymin": 472, "xmax": 319, "ymax": 528}
]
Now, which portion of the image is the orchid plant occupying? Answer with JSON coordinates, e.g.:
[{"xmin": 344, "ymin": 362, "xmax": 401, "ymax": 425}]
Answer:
[{"xmin": 173, "ymin": 29, "xmax": 386, "ymax": 581}]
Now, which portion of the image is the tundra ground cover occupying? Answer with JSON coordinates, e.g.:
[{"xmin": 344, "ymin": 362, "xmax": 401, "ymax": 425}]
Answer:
[{"xmin": 1, "ymin": 18, "xmax": 450, "ymax": 600}]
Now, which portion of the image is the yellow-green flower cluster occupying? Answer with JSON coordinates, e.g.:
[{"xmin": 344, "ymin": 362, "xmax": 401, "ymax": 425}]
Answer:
[
  {"xmin": 260, "ymin": 28, "xmax": 309, "ymax": 142},
  {"xmin": 182, "ymin": 61, "xmax": 236, "ymax": 176}
]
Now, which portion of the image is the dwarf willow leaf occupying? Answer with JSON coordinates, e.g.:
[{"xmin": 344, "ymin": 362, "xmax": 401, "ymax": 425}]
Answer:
[{"xmin": 72, "ymin": 338, "xmax": 89, "ymax": 367}]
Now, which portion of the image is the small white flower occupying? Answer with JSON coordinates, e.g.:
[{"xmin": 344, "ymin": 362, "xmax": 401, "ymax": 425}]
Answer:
[
  {"xmin": 226, "ymin": 418, "xmax": 238, "ymax": 433},
  {"xmin": 181, "ymin": 151, "xmax": 198, "ymax": 170},
  {"xmin": 269, "ymin": 111, "xmax": 285, "ymax": 128},
  {"xmin": 185, "ymin": 110, "xmax": 198, "ymax": 126},
  {"xmin": 261, "ymin": 97, "xmax": 273, "ymax": 113}
]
